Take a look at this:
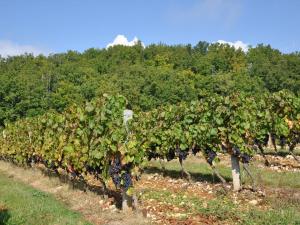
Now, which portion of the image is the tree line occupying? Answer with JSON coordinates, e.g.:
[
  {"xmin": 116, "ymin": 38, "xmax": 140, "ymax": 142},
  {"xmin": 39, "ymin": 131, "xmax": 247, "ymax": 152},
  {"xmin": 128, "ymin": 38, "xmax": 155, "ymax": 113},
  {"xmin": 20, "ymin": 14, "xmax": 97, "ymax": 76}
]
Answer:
[{"xmin": 0, "ymin": 41, "xmax": 299, "ymax": 126}]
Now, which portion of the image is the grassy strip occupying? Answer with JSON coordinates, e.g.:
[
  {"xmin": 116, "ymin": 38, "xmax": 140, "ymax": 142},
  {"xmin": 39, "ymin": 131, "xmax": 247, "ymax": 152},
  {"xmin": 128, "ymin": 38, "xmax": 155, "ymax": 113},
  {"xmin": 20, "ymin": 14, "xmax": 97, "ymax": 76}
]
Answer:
[
  {"xmin": 147, "ymin": 158, "xmax": 300, "ymax": 189},
  {"xmin": 263, "ymin": 147, "xmax": 300, "ymax": 156},
  {"xmin": 0, "ymin": 171, "xmax": 91, "ymax": 225}
]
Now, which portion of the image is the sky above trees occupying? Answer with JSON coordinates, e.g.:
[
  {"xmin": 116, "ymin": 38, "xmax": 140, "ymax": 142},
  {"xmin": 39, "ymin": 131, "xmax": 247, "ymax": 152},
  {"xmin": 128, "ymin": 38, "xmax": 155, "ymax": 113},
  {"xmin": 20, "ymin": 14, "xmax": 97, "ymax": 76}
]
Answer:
[{"xmin": 0, "ymin": 0, "xmax": 299, "ymax": 56}]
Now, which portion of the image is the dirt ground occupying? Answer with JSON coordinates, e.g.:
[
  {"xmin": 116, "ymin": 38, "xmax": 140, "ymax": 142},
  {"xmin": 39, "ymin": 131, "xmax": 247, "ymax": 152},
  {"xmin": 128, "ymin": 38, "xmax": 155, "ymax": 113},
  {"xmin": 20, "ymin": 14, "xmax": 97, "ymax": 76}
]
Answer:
[{"xmin": 0, "ymin": 152, "xmax": 299, "ymax": 225}]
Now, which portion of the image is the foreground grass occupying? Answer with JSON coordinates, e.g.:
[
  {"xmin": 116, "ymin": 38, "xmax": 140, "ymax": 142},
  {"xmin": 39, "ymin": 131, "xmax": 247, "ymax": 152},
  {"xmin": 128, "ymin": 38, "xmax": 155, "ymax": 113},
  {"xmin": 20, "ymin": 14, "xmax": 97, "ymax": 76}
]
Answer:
[{"xmin": 0, "ymin": 172, "xmax": 91, "ymax": 225}]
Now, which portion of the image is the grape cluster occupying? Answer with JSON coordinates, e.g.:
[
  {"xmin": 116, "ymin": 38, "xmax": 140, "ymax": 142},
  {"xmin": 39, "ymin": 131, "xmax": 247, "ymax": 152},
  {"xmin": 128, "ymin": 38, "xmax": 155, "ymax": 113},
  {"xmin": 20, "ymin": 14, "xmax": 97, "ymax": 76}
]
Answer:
[
  {"xmin": 192, "ymin": 146, "xmax": 200, "ymax": 155},
  {"xmin": 232, "ymin": 146, "xmax": 251, "ymax": 163},
  {"xmin": 147, "ymin": 151, "xmax": 161, "ymax": 161},
  {"xmin": 109, "ymin": 157, "xmax": 122, "ymax": 188},
  {"xmin": 109, "ymin": 157, "xmax": 122, "ymax": 173},
  {"xmin": 205, "ymin": 148, "xmax": 217, "ymax": 165},
  {"xmin": 166, "ymin": 149, "xmax": 175, "ymax": 161},
  {"xmin": 279, "ymin": 136, "xmax": 286, "ymax": 148},
  {"xmin": 240, "ymin": 153, "xmax": 251, "ymax": 164},
  {"xmin": 176, "ymin": 148, "xmax": 189, "ymax": 161},
  {"xmin": 121, "ymin": 171, "xmax": 132, "ymax": 191},
  {"xmin": 108, "ymin": 157, "xmax": 134, "ymax": 191}
]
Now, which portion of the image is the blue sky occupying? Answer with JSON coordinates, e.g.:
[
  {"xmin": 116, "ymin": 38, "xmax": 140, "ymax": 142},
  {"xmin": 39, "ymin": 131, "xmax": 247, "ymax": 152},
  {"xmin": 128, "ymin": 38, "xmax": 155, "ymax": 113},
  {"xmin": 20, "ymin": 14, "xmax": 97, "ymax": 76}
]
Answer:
[{"xmin": 0, "ymin": 0, "xmax": 299, "ymax": 56}]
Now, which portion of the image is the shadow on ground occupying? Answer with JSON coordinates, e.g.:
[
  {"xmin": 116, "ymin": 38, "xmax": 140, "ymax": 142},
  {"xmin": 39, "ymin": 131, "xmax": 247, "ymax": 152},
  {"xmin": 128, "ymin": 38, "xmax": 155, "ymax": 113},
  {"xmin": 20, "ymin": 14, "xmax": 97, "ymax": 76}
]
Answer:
[{"xmin": 40, "ymin": 169, "xmax": 123, "ymax": 209}]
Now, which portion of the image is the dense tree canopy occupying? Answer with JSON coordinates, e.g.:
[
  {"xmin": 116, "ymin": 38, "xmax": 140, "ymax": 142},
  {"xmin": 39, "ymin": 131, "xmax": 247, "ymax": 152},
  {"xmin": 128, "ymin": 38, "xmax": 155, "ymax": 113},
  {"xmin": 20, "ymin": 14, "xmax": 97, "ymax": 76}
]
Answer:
[{"xmin": 0, "ymin": 42, "xmax": 299, "ymax": 125}]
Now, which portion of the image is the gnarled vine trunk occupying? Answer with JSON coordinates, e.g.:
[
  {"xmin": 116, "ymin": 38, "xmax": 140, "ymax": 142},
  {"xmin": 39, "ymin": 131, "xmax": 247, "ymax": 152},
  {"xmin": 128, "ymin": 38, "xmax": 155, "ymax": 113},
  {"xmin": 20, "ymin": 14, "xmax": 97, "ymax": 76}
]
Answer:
[{"xmin": 122, "ymin": 190, "xmax": 130, "ymax": 210}]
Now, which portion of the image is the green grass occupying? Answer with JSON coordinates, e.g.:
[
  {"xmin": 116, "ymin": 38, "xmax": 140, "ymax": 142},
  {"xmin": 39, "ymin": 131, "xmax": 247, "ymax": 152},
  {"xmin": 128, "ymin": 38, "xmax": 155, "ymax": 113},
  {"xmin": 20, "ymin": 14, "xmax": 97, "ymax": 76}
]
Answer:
[
  {"xmin": 0, "ymin": 172, "xmax": 91, "ymax": 225},
  {"xmin": 263, "ymin": 147, "xmax": 300, "ymax": 156},
  {"xmin": 147, "ymin": 158, "xmax": 300, "ymax": 189},
  {"xmin": 249, "ymin": 165, "xmax": 300, "ymax": 189}
]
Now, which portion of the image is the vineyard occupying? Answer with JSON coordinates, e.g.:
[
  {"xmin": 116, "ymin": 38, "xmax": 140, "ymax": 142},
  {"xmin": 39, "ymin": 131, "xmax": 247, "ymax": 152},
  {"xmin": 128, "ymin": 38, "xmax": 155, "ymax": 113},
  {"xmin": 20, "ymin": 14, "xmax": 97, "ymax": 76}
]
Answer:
[{"xmin": 0, "ymin": 90, "xmax": 299, "ymax": 223}]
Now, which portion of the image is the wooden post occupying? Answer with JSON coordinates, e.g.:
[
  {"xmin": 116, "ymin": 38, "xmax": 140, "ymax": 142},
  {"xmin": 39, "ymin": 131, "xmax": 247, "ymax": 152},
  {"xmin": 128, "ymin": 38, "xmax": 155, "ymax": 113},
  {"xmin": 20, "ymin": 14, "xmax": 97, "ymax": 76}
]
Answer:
[{"xmin": 231, "ymin": 155, "xmax": 241, "ymax": 191}]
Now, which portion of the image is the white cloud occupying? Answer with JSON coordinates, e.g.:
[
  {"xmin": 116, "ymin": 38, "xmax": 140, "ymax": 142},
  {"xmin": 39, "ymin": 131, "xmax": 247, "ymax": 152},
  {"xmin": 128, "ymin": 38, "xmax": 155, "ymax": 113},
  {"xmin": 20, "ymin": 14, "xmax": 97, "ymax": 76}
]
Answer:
[
  {"xmin": 0, "ymin": 40, "xmax": 49, "ymax": 57},
  {"xmin": 216, "ymin": 40, "xmax": 249, "ymax": 52},
  {"xmin": 106, "ymin": 35, "xmax": 144, "ymax": 48}
]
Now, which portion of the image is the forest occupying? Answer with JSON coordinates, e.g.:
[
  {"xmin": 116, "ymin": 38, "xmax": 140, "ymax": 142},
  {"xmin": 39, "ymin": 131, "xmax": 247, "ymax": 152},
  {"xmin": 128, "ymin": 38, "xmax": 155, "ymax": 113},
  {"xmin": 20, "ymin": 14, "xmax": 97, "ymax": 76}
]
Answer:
[{"xmin": 0, "ymin": 41, "xmax": 299, "ymax": 126}]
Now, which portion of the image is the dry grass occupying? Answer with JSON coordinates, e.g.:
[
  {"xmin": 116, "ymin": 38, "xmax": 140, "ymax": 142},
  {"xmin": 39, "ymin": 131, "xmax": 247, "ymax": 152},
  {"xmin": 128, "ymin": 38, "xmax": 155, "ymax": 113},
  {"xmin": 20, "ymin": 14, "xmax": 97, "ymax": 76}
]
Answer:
[{"xmin": 0, "ymin": 161, "xmax": 149, "ymax": 225}]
